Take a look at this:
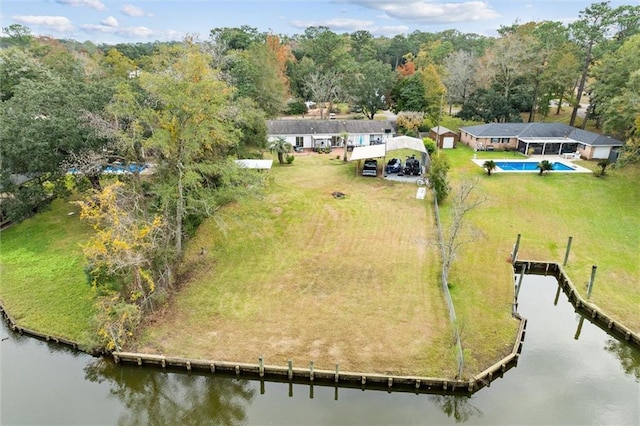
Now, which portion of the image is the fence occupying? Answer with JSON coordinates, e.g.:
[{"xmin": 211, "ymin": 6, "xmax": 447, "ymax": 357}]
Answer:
[{"xmin": 432, "ymin": 191, "xmax": 465, "ymax": 378}]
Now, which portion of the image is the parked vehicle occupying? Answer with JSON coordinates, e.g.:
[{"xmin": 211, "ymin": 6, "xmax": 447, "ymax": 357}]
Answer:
[
  {"xmin": 385, "ymin": 158, "xmax": 402, "ymax": 174},
  {"xmin": 403, "ymin": 155, "xmax": 421, "ymax": 176},
  {"xmin": 362, "ymin": 159, "xmax": 378, "ymax": 177}
]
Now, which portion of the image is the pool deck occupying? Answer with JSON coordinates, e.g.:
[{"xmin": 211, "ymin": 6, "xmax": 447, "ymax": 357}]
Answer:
[{"xmin": 471, "ymin": 156, "xmax": 592, "ymax": 173}]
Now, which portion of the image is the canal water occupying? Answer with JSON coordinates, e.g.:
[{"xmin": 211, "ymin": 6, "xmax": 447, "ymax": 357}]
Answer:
[{"xmin": 1, "ymin": 275, "xmax": 638, "ymax": 425}]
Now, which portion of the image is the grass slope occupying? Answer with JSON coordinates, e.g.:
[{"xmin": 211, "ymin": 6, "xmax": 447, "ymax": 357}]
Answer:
[{"xmin": 0, "ymin": 199, "xmax": 95, "ymax": 344}]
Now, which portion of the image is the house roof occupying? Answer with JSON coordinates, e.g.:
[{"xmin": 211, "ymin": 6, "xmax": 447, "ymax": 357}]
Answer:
[
  {"xmin": 459, "ymin": 123, "xmax": 623, "ymax": 147},
  {"xmin": 430, "ymin": 125, "xmax": 455, "ymax": 135},
  {"xmin": 267, "ymin": 119, "xmax": 396, "ymax": 136}
]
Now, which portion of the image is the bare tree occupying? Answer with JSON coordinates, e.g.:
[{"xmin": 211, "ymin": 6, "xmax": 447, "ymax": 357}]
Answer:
[
  {"xmin": 443, "ymin": 50, "xmax": 477, "ymax": 114},
  {"xmin": 441, "ymin": 179, "xmax": 486, "ymax": 276},
  {"xmin": 304, "ymin": 70, "xmax": 342, "ymax": 119}
]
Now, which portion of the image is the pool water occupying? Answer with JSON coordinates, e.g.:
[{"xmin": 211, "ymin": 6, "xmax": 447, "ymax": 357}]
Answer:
[{"xmin": 494, "ymin": 161, "xmax": 575, "ymax": 172}]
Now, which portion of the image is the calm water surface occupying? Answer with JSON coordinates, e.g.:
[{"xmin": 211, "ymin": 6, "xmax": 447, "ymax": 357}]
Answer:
[{"xmin": 1, "ymin": 275, "xmax": 638, "ymax": 425}]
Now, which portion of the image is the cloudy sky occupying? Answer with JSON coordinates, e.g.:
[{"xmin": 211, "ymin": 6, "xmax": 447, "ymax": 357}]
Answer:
[{"xmin": 1, "ymin": 1, "xmax": 637, "ymax": 44}]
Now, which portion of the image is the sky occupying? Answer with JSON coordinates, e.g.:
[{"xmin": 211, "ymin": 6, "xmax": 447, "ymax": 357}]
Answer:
[{"xmin": 1, "ymin": 0, "xmax": 638, "ymax": 44}]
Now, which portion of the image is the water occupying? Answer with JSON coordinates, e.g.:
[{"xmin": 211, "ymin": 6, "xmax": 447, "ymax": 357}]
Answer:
[
  {"xmin": 1, "ymin": 275, "xmax": 638, "ymax": 425},
  {"xmin": 494, "ymin": 161, "xmax": 575, "ymax": 172}
]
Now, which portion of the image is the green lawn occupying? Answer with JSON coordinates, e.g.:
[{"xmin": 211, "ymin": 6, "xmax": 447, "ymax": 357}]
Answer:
[
  {"xmin": 135, "ymin": 153, "xmax": 458, "ymax": 377},
  {"xmin": 1, "ymin": 147, "xmax": 637, "ymax": 378},
  {"xmin": 442, "ymin": 146, "xmax": 640, "ymax": 373},
  {"xmin": 0, "ymin": 199, "xmax": 95, "ymax": 345}
]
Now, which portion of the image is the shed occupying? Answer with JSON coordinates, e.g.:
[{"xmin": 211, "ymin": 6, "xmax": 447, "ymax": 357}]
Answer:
[{"xmin": 430, "ymin": 126, "xmax": 458, "ymax": 149}]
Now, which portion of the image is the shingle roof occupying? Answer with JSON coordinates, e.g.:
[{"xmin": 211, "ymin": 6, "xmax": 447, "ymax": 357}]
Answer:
[
  {"xmin": 459, "ymin": 123, "xmax": 623, "ymax": 147},
  {"xmin": 267, "ymin": 119, "xmax": 396, "ymax": 136}
]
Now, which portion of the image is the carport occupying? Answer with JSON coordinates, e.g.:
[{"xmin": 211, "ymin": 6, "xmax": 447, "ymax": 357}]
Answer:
[
  {"xmin": 349, "ymin": 136, "xmax": 430, "ymax": 178},
  {"xmin": 349, "ymin": 144, "xmax": 386, "ymax": 176},
  {"xmin": 385, "ymin": 135, "xmax": 430, "ymax": 174}
]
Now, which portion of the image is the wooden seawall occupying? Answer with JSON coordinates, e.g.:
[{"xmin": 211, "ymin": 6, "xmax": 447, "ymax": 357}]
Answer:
[{"xmin": 514, "ymin": 260, "xmax": 640, "ymax": 349}]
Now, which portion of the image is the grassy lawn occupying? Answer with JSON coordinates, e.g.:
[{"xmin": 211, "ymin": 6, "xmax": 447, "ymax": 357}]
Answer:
[
  {"xmin": 1, "ymin": 146, "xmax": 637, "ymax": 379},
  {"xmin": 134, "ymin": 153, "xmax": 459, "ymax": 377},
  {"xmin": 0, "ymin": 199, "xmax": 96, "ymax": 345},
  {"xmin": 443, "ymin": 146, "xmax": 640, "ymax": 373}
]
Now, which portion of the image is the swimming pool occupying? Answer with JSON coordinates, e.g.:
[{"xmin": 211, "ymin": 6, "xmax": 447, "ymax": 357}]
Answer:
[{"xmin": 494, "ymin": 161, "xmax": 576, "ymax": 172}]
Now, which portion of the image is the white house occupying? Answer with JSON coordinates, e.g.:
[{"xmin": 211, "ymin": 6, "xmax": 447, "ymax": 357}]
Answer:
[{"xmin": 267, "ymin": 119, "xmax": 397, "ymax": 151}]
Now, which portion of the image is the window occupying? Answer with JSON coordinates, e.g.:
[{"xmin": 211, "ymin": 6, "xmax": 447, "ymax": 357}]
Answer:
[
  {"xmin": 491, "ymin": 137, "xmax": 500, "ymax": 143},
  {"xmin": 295, "ymin": 136, "xmax": 303, "ymax": 147},
  {"xmin": 502, "ymin": 138, "xmax": 510, "ymax": 143}
]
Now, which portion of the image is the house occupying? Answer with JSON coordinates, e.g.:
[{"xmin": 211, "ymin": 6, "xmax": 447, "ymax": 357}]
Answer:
[
  {"xmin": 459, "ymin": 123, "xmax": 623, "ymax": 160},
  {"xmin": 267, "ymin": 119, "xmax": 396, "ymax": 151},
  {"xmin": 429, "ymin": 126, "xmax": 458, "ymax": 149}
]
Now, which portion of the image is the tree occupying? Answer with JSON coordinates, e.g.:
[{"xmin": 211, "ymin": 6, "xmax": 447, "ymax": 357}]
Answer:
[
  {"xmin": 75, "ymin": 181, "xmax": 167, "ymax": 351},
  {"xmin": 268, "ymin": 136, "xmax": 293, "ymax": 164},
  {"xmin": 439, "ymin": 179, "xmax": 485, "ymax": 285},
  {"xmin": 537, "ymin": 159, "xmax": 553, "ymax": 175},
  {"xmin": 300, "ymin": 26, "xmax": 350, "ymax": 73},
  {"xmin": 476, "ymin": 32, "xmax": 535, "ymax": 105},
  {"xmin": 396, "ymin": 111, "xmax": 424, "ymax": 136},
  {"xmin": 591, "ymin": 34, "xmax": 640, "ymax": 137},
  {"xmin": 419, "ymin": 64, "xmax": 446, "ymax": 122},
  {"xmin": 137, "ymin": 43, "xmax": 238, "ymax": 255},
  {"xmin": 483, "ymin": 160, "xmax": 497, "ymax": 176},
  {"xmin": 346, "ymin": 59, "xmax": 395, "ymax": 119},
  {"xmin": 76, "ymin": 181, "xmax": 166, "ymax": 300},
  {"xmin": 618, "ymin": 115, "xmax": 640, "ymax": 165},
  {"xmin": 596, "ymin": 159, "xmax": 611, "ymax": 176},
  {"xmin": 228, "ymin": 37, "xmax": 291, "ymax": 118},
  {"xmin": 390, "ymin": 74, "xmax": 429, "ymax": 113},
  {"xmin": 304, "ymin": 70, "xmax": 342, "ymax": 119},
  {"xmin": 0, "ymin": 76, "xmax": 114, "ymax": 221},
  {"xmin": 340, "ymin": 131, "xmax": 349, "ymax": 161},
  {"xmin": 428, "ymin": 150, "xmax": 450, "ymax": 203},
  {"xmin": 349, "ymin": 30, "xmax": 378, "ymax": 62},
  {"xmin": 1, "ymin": 23, "xmax": 33, "ymax": 50},
  {"xmin": 457, "ymin": 88, "xmax": 522, "ymax": 123},
  {"xmin": 569, "ymin": 1, "xmax": 615, "ymax": 127},
  {"xmin": 443, "ymin": 50, "xmax": 477, "ymax": 113},
  {"xmin": 209, "ymin": 26, "xmax": 264, "ymax": 52}
]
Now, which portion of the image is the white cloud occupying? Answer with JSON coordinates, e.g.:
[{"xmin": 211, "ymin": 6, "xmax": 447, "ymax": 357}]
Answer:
[
  {"xmin": 122, "ymin": 4, "xmax": 153, "ymax": 17},
  {"xmin": 291, "ymin": 18, "xmax": 375, "ymax": 31},
  {"xmin": 12, "ymin": 15, "xmax": 74, "ymax": 33},
  {"xmin": 348, "ymin": 1, "xmax": 500, "ymax": 23},
  {"xmin": 81, "ymin": 23, "xmax": 182, "ymax": 40},
  {"xmin": 101, "ymin": 16, "xmax": 118, "ymax": 27},
  {"xmin": 82, "ymin": 23, "xmax": 153, "ymax": 37},
  {"xmin": 291, "ymin": 18, "xmax": 407, "ymax": 36},
  {"xmin": 56, "ymin": 0, "xmax": 106, "ymax": 11}
]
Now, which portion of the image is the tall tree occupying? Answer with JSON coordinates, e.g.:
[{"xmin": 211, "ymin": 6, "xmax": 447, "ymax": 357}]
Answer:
[
  {"xmin": 442, "ymin": 50, "xmax": 477, "ymax": 113},
  {"xmin": 229, "ymin": 36, "xmax": 291, "ymax": 117},
  {"xmin": 477, "ymin": 32, "xmax": 535, "ymax": 103},
  {"xmin": 300, "ymin": 26, "xmax": 350, "ymax": 73},
  {"xmin": 304, "ymin": 70, "xmax": 342, "ymax": 119},
  {"xmin": 346, "ymin": 59, "xmax": 395, "ymax": 119},
  {"xmin": 592, "ymin": 34, "xmax": 640, "ymax": 137},
  {"xmin": 568, "ymin": 1, "xmax": 615, "ymax": 127},
  {"xmin": 349, "ymin": 30, "xmax": 378, "ymax": 62},
  {"xmin": 390, "ymin": 73, "xmax": 429, "ymax": 113},
  {"xmin": 137, "ymin": 43, "xmax": 238, "ymax": 254}
]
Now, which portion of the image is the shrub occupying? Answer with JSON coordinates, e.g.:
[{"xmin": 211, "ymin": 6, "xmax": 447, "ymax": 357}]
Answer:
[
  {"xmin": 423, "ymin": 137, "xmax": 437, "ymax": 154},
  {"xmin": 286, "ymin": 154, "xmax": 295, "ymax": 164},
  {"xmin": 285, "ymin": 99, "xmax": 308, "ymax": 115}
]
